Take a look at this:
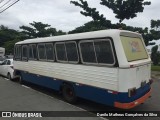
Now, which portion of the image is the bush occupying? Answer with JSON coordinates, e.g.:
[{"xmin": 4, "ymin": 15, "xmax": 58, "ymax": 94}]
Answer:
[{"xmin": 151, "ymin": 45, "xmax": 160, "ymax": 65}]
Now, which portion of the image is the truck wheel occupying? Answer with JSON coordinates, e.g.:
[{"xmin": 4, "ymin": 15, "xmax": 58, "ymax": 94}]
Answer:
[{"xmin": 62, "ymin": 83, "xmax": 77, "ymax": 103}]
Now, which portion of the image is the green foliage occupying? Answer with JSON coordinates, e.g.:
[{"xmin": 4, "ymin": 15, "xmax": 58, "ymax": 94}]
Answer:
[
  {"xmin": 0, "ymin": 22, "xmax": 66, "ymax": 54},
  {"xmin": 0, "ymin": 25, "xmax": 20, "ymax": 46},
  {"xmin": 71, "ymin": 0, "xmax": 151, "ymax": 23},
  {"xmin": 69, "ymin": 21, "xmax": 107, "ymax": 34},
  {"xmin": 151, "ymin": 65, "xmax": 160, "ymax": 71},
  {"xmin": 150, "ymin": 19, "xmax": 160, "ymax": 41},
  {"xmin": 70, "ymin": 0, "xmax": 112, "ymax": 27},
  {"xmin": 151, "ymin": 19, "xmax": 160, "ymax": 30},
  {"xmin": 19, "ymin": 21, "xmax": 66, "ymax": 38},
  {"xmin": 151, "ymin": 45, "xmax": 160, "ymax": 65},
  {"xmin": 2, "ymin": 39, "xmax": 21, "ymax": 54},
  {"xmin": 100, "ymin": 0, "xmax": 151, "ymax": 23}
]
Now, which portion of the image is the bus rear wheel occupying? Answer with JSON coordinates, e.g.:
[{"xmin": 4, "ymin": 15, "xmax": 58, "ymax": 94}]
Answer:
[{"xmin": 62, "ymin": 84, "xmax": 77, "ymax": 103}]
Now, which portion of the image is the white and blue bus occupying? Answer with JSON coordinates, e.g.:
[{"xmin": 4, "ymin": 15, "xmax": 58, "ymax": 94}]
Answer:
[{"xmin": 14, "ymin": 29, "xmax": 152, "ymax": 109}]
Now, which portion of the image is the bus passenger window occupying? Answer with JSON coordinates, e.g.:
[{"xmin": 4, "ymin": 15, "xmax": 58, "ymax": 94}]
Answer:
[
  {"xmin": 38, "ymin": 44, "xmax": 46, "ymax": 60},
  {"xmin": 22, "ymin": 45, "xmax": 28, "ymax": 61},
  {"xmin": 32, "ymin": 44, "xmax": 37, "ymax": 59},
  {"xmin": 29, "ymin": 45, "xmax": 33, "ymax": 59},
  {"xmin": 55, "ymin": 43, "xmax": 67, "ymax": 61},
  {"xmin": 15, "ymin": 45, "xmax": 21, "ymax": 60},
  {"xmin": 66, "ymin": 42, "xmax": 78, "ymax": 62},
  {"xmin": 80, "ymin": 41, "xmax": 96, "ymax": 63},
  {"xmin": 94, "ymin": 41, "xmax": 114, "ymax": 64},
  {"xmin": 46, "ymin": 43, "xmax": 54, "ymax": 61}
]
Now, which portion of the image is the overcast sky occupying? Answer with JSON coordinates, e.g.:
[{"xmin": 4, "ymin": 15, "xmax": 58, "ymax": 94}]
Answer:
[{"xmin": 0, "ymin": 0, "xmax": 160, "ymax": 33}]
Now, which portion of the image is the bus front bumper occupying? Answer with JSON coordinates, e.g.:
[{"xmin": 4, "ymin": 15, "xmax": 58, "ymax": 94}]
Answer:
[{"xmin": 114, "ymin": 88, "xmax": 151, "ymax": 109}]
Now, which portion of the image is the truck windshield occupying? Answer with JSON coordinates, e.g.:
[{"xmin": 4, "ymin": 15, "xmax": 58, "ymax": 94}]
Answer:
[{"xmin": 121, "ymin": 36, "xmax": 148, "ymax": 62}]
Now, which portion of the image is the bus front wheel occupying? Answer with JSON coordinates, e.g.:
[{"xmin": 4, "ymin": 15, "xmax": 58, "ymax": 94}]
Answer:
[{"xmin": 62, "ymin": 84, "xmax": 77, "ymax": 104}]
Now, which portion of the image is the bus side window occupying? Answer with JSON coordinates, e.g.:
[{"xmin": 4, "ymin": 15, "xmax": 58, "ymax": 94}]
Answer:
[
  {"xmin": 38, "ymin": 44, "xmax": 46, "ymax": 60},
  {"xmin": 29, "ymin": 45, "xmax": 34, "ymax": 59},
  {"xmin": 79, "ymin": 41, "xmax": 97, "ymax": 63},
  {"xmin": 32, "ymin": 44, "xmax": 37, "ymax": 60},
  {"xmin": 55, "ymin": 43, "xmax": 67, "ymax": 62},
  {"xmin": 46, "ymin": 43, "xmax": 54, "ymax": 61},
  {"xmin": 65, "ymin": 42, "xmax": 78, "ymax": 63},
  {"xmin": 22, "ymin": 45, "xmax": 28, "ymax": 61},
  {"xmin": 15, "ymin": 45, "xmax": 21, "ymax": 60},
  {"xmin": 94, "ymin": 40, "xmax": 115, "ymax": 65},
  {"xmin": 29, "ymin": 44, "xmax": 37, "ymax": 60}
]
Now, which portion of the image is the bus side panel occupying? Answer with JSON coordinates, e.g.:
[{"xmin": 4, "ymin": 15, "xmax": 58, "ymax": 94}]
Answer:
[
  {"xmin": 74, "ymin": 84, "xmax": 116, "ymax": 106},
  {"xmin": 16, "ymin": 69, "xmax": 117, "ymax": 106},
  {"xmin": 17, "ymin": 70, "xmax": 63, "ymax": 91},
  {"xmin": 14, "ymin": 61, "xmax": 119, "ymax": 91}
]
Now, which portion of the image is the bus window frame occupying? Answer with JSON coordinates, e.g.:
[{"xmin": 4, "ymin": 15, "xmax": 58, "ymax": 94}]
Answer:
[
  {"xmin": 45, "ymin": 43, "xmax": 55, "ymax": 62},
  {"xmin": 55, "ymin": 42, "xmax": 68, "ymax": 63},
  {"xmin": 65, "ymin": 41, "xmax": 79, "ymax": 64},
  {"xmin": 94, "ymin": 39, "xmax": 116, "ymax": 66},
  {"xmin": 28, "ymin": 44, "xmax": 34, "ymax": 60},
  {"xmin": 22, "ymin": 45, "xmax": 28, "ymax": 61},
  {"xmin": 37, "ymin": 43, "xmax": 47, "ymax": 61},
  {"xmin": 14, "ymin": 45, "xmax": 22, "ymax": 61},
  {"xmin": 79, "ymin": 39, "xmax": 116, "ymax": 66}
]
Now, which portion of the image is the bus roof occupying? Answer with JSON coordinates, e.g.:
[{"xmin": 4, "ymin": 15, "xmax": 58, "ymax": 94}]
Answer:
[
  {"xmin": 16, "ymin": 29, "xmax": 141, "ymax": 45},
  {"xmin": 0, "ymin": 47, "xmax": 5, "ymax": 50}
]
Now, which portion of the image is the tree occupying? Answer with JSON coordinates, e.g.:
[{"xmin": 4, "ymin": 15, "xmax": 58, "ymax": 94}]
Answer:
[
  {"xmin": 100, "ymin": 0, "xmax": 151, "ymax": 23},
  {"xmin": 2, "ymin": 39, "xmax": 20, "ymax": 54},
  {"xmin": 151, "ymin": 45, "xmax": 160, "ymax": 65},
  {"xmin": 20, "ymin": 21, "xmax": 66, "ymax": 38},
  {"xmin": 71, "ymin": 0, "xmax": 151, "ymax": 23},
  {"xmin": 150, "ymin": 19, "xmax": 160, "ymax": 40},
  {"xmin": 70, "ymin": 0, "xmax": 112, "ymax": 28},
  {"xmin": 69, "ymin": 21, "xmax": 107, "ymax": 34},
  {"xmin": 151, "ymin": 19, "xmax": 160, "ymax": 31},
  {"xmin": 0, "ymin": 25, "xmax": 20, "ymax": 46},
  {"xmin": 0, "ymin": 25, "xmax": 25, "ymax": 54}
]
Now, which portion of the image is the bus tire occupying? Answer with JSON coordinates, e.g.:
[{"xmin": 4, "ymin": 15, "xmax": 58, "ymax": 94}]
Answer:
[{"xmin": 62, "ymin": 83, "xmax": 77, "ymax": 104}]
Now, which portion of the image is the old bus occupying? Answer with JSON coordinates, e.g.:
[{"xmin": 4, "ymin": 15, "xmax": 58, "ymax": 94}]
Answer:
[{"xmin": 14, "ymin": 29, "xmax": 152, "ymax": 109}]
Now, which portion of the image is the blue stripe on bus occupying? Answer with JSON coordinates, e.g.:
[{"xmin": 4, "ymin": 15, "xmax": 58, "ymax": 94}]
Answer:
[
  {"xmin": 20, "ymin": 71, "xmax": 63, "ymax": 91},
  {"xmin": 17, "ymin": 70, "xmax": 151, "ymax": 107}
]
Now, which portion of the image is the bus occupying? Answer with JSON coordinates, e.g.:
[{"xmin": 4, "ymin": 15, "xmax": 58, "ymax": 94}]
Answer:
[{"xmin": 14, "ymin": 29, "xmax": 152, "ymax": 109}]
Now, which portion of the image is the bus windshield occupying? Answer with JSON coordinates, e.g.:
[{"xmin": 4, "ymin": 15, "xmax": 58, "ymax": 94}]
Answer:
[{"xmin": 120, "ymin": 36, "xmax": 148, "ymax": 62}]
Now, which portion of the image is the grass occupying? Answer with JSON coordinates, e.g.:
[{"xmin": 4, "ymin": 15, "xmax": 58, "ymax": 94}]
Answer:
[{"xmin": 151, "ymin": 65, "xmax": 160, "ymax": 71}]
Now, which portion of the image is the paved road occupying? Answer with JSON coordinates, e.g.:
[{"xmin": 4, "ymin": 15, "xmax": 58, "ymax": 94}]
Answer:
[{"xmin": 0, "ymin": 76, "xmax": 106, "ymax": 120}]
